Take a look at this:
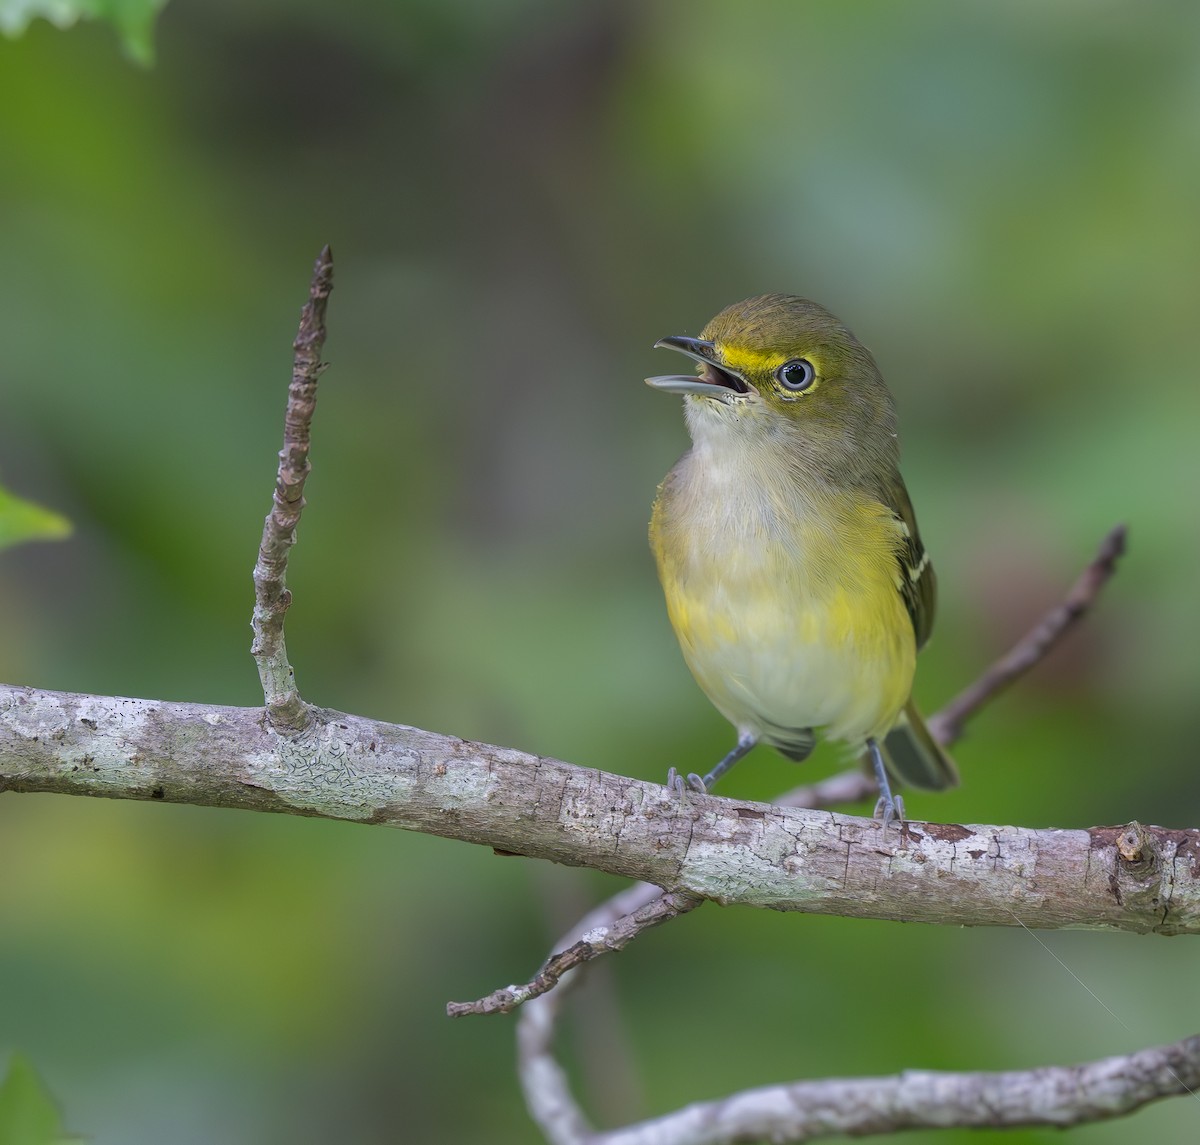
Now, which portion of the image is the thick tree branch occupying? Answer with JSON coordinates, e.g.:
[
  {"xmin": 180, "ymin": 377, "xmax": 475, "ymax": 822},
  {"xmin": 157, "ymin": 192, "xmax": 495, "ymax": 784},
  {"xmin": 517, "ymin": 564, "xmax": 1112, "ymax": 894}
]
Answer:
[
  {"xmin": 250, "ymin": 245, "xmax": 332, "ymax": 733},
  {"xmin": 1, "ymin": 683, "xmax": 1196, "ymax": 936}
]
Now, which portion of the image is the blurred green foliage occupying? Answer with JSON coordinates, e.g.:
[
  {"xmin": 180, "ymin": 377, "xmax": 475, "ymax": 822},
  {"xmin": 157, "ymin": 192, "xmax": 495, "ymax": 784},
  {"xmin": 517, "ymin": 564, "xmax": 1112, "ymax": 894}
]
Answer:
[
  {"xmin": 0, "ymin": 0, "xmax": 166, "ymax": 63},
  {"xmin": 1, "ymin": 2, "xmax": 1199, "ymax": 1142},
  {"xmin": 0, "ymin": 1055, "xmax": 78, "ymax": 1145},
  {"xmin": 0, "ymin": 484, "xmax": 70, "ymax": 551}
]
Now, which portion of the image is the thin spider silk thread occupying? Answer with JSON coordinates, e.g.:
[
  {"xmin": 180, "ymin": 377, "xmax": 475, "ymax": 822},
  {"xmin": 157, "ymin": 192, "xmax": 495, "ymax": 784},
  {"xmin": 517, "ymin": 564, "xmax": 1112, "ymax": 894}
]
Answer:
[{"xmin": 1006, "ymin": 909, "xmax": 1200, "ymax": 1105}]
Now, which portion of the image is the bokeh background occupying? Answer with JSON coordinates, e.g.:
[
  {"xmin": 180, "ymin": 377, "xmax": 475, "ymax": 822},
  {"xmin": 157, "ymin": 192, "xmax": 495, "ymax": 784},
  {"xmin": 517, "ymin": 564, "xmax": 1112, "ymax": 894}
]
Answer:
[{"xmin": 2, "ymin": 1, "xmax": 1200, "ymax": 1142}]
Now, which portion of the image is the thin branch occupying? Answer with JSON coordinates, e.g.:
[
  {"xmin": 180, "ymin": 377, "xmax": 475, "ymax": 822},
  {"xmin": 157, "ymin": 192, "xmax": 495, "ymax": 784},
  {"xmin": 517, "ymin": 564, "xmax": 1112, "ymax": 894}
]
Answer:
[
  {"xmin": 448, "ymin": 890, "xmax": 701, "ymax": 1017},
  {"xmin": 517, "ymin": 883, "xmax": 664, "ymax": 1144},
  {"xmin": 250, "ymin": 245, "xmax": 333, "ymax": 733},
  {"xmin": 521, "ymin": 1019, "xmax": 1200, "ymax": 1145},
  {"xmin": 926, "ymin": 522, "xmax": 1127, "ymax": 746},
  {"xmin": 450, "ymin": 756, "xmax": 884, "ymax": 1019}
]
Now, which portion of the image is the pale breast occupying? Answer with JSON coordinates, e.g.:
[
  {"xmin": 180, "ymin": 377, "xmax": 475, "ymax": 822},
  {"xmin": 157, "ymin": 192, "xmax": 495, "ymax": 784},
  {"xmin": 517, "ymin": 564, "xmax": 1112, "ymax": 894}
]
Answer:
[{"xmin": 651, "ymin": 452, "xmax": 916, "ymax": 748}]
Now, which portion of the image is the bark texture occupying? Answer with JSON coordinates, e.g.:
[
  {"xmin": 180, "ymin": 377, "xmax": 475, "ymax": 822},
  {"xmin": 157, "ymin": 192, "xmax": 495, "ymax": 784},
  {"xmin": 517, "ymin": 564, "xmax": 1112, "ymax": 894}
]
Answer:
[{"xmin": 3, "ymin": 683, "xmax": 1197, "ymax": 936}]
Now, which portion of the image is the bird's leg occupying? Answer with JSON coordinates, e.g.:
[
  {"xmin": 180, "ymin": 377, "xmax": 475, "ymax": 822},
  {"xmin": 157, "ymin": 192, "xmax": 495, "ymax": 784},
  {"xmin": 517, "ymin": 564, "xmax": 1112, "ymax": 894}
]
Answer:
[
  {"xmin": 667, "ymin": 732, "xmax": 757, "ymax": 795},
  {"xmin": 701, "ymin": 731, "xmax": 758, "ymax": 789},
  {"xmin": 867, "ymin": 737, "xmax": 904, "ymax": 828}
]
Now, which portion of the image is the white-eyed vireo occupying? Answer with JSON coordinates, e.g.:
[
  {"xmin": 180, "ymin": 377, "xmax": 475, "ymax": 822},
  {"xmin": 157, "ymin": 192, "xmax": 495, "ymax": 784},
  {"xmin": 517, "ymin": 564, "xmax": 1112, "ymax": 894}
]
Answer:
[{"xmin": 646, "ymin": 294, "xmax": 957, "ymax": 824}]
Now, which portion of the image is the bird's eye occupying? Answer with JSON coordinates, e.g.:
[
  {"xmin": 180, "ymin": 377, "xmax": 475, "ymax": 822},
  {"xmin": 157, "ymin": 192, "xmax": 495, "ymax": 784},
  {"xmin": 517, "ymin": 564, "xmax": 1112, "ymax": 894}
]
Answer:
[{"xmin": 776, "ymin": 358, "xmax": 816, "ymax": 393}]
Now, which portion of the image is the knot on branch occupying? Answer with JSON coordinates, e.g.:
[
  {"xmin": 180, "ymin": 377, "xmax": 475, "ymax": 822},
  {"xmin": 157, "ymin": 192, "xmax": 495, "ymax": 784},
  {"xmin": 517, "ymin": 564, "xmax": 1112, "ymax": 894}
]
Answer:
[
  {"xmin": 1116, "ymin": 821, "xmax": 1155, "ymax": 867},
  {"xmin": 1089, "ymin": 821, "xmax": 1174, "ymax": 922}
]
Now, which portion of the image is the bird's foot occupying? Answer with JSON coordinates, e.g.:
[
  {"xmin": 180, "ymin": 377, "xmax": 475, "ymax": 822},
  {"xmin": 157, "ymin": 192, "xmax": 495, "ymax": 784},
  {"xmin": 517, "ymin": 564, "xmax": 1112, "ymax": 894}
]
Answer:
[
  {"xmin": 873, "ymin": 792, "xmax": 906, "ymax": 829},
  {"xmin": 666, "ymin": 767, "xmax": 708, "ymax": 797}
]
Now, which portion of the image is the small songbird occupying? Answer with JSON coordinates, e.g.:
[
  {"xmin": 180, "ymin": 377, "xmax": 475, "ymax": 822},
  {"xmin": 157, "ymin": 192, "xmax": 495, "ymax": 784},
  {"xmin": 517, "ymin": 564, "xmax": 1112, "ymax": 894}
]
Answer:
[{"xmin": 646, "ymin": 295, "xmax": 957, "ymax": 824}]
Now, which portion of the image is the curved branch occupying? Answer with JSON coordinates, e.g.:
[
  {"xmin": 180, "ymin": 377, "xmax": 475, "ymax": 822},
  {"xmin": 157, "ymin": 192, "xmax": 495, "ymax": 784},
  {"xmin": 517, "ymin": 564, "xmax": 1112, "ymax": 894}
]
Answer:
[
  {"xmin": 516, "ymin": 876, "xmax": 1200, "ymax": 1145},
  {"xmin": 452, "ymin": 771, "xmax": 879, "ymax": 1018},
  {"xmin": 517, "ymin": 883, "xmax": 664, "ymax": 1144},
  {"xmin": 524, "ymin": 1016, "xmax": 1200, "ymax": 1145}
]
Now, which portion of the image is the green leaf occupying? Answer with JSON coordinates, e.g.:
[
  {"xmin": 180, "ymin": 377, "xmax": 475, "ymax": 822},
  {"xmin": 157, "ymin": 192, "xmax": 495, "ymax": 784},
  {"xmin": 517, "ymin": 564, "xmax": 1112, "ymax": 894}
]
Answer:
[
  {"xmin": 0, "ymin": 0, "xmax": 169, "ymax": 64},
  {"xmin": 0, "ymin": 1055, "xmax": 80, "ymax": 1145},
  {"xmin": 0, "ymin": 485, "xmax": 71, "ymax": 552}
]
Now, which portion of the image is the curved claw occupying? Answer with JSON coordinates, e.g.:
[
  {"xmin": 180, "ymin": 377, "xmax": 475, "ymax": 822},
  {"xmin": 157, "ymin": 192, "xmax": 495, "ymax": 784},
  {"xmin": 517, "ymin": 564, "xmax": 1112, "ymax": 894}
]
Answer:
[{"xmin": 685, "ymin": 772, "xmax": 708, "ymax": 793}]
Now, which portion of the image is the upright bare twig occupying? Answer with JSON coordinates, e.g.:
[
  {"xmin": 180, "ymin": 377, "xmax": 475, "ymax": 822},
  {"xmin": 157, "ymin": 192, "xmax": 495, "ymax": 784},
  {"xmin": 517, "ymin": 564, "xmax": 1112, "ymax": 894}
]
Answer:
[{"xmin": 250, "ymin": 245, "xmax": 333, "ymax": 732}]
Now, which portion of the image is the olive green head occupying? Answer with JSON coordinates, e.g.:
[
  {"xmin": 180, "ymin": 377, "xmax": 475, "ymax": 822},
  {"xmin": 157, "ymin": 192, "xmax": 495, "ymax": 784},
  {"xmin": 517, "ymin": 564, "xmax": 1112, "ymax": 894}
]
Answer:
[{"xmin": 646, "ymin": 294, "xmax": 900, "ymax": 479}]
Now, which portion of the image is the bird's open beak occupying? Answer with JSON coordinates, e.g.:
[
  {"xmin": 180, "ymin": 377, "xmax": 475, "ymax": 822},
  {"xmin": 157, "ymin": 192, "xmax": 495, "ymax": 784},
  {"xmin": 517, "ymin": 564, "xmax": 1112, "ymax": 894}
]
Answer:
[{"xmin": 645, "ymin": 335, "xmax": 750, "ymax": 403}]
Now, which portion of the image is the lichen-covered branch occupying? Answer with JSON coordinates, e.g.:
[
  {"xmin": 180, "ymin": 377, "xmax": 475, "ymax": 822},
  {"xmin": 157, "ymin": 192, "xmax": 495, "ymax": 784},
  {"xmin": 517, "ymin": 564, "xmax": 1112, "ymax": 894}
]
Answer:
[
  {"xmin": 250, "ymin": 245, "xmax": 333, "ymax": 732},
  {"xmin": 1, "ymin": 682, "xmax": 1196, "ymax": 936}
]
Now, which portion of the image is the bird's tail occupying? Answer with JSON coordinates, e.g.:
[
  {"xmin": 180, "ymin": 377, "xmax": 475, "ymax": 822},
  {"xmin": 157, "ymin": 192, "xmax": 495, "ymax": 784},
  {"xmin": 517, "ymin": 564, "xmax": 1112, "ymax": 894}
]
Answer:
[{"xmin": 879, "ymin": 700, "xmax": 958, "ymax": 791}]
